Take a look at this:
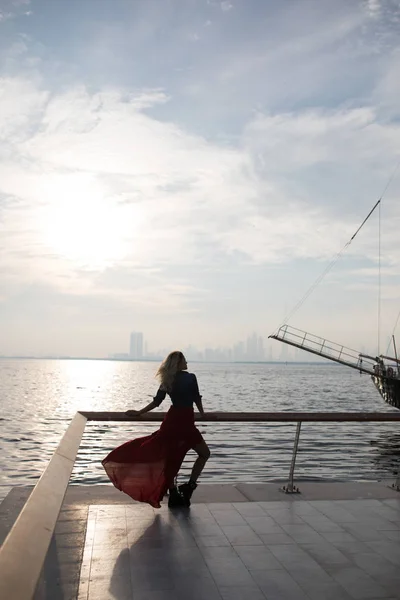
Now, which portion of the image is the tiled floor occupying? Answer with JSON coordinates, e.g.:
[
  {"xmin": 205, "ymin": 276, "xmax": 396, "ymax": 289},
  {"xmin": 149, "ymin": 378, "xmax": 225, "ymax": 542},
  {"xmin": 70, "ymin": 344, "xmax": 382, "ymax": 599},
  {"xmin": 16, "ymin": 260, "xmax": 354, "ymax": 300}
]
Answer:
[{"xmin": 77, "ymin": 498, "xmax": 400, "ymax": 600}]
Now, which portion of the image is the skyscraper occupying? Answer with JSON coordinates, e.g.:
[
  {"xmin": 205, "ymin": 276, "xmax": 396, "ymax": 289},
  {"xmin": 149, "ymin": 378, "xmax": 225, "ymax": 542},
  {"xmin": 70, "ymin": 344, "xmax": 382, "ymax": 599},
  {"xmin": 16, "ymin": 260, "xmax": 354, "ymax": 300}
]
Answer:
[
  {"xmin": 129, "ymin": 332, "xmax": 143, "ymax": 359},
  {"xmin": 257, "ymin": 336, "xmax": 265, "ymax": 361},
  {"xmin": 246, "ymin": 332, "xmax": 258, "ymax": 361},
  {"xmin": 233, "ymin": 341, "xmax": 245, "ymax": 362}
]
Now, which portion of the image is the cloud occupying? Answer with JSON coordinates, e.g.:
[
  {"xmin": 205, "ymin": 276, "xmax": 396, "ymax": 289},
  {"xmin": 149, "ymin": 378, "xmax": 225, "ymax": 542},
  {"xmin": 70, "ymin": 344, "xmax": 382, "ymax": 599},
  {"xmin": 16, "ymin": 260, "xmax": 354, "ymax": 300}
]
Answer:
[
  {"xmin": 220, "ymin": 1, "xmax": 233, "ymax": 11},
  {"xmin": 363, "ymin": 0, "xmax": 400, "ymax": 23},
  {"xmin": 365, "ymin": 0, "xmax": 381, "ymax": 18},
  {"xmin": 170, "ymin": 0, "xmax": 400, "ymax": 137},
  {"xmin": 1, "ymin": 0, "xmax": 400, "ymax": 355},
  {"xmin": 373, "ymin": 49, "xmax": 400, "ymax": 117},
  {"xmin": 187, "ymin": 32, "xmax": 200, "ymax": 42},
  {"xmin": 1, "ymin": 79, "xmax": 400, "ymax": 275},
  {"xmin": 0, "ymin": 77, "xmax": 47, "ymax": 139},
  {"xmin": 0, "ymin": 0, "xmax": 31, "ymax": 22}
]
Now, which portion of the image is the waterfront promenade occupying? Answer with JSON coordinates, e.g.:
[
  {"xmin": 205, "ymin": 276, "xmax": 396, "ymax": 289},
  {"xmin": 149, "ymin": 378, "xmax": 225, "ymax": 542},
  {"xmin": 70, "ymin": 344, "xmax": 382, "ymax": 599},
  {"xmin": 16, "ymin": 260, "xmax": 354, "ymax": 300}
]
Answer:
[{"xmin": 1, "ymin": 481, "xmax": 400, "ymax": 599}]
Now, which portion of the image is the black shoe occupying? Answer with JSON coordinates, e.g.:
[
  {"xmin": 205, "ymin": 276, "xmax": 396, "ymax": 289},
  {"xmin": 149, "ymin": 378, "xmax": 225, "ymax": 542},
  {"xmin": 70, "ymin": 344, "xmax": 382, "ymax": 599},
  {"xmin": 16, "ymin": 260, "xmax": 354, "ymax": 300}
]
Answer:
[
  {"xmin": 168, "ymin": 487, "xmax": 187, "ymax": 509},
  {"xmin": 178, "ymin": 482, "xmax": 197, "ymax": 507}
]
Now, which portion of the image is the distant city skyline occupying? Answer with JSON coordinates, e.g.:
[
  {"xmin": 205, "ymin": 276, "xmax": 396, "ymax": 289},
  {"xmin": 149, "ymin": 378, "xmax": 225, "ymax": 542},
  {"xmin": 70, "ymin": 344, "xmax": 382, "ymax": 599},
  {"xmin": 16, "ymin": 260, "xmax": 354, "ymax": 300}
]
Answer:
[
  {"xmin": 107, "ymin": 331, "xmax": 312, "ymax": 363},
  {"xmin": 2, "ymin": 329, "xmax": 392, "ymax": 363}
]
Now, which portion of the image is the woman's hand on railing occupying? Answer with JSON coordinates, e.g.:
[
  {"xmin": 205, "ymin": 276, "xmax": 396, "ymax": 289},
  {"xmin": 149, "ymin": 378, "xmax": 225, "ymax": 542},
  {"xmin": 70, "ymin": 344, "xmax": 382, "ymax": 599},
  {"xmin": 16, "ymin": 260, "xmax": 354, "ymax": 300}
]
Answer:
[{"xmin": 125, "ymin": 410, "xmax": 140, "ymax": 417}]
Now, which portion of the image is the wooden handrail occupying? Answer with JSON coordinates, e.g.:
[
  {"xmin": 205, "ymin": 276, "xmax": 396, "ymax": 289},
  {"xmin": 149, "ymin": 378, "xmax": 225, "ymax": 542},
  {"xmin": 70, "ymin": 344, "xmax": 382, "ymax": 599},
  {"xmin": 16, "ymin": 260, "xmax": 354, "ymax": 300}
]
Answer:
[{"xmin": 79, "ymin": 410, "xmax": 400, "ymax": 422}]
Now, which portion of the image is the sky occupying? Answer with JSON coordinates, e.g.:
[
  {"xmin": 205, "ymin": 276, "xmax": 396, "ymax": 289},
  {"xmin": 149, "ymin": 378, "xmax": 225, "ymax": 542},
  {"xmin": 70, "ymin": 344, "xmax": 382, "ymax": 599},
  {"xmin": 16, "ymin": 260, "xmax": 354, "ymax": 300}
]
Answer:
[{"xmin": 0, "ymin": 0, "xmax": 400, "ymax": 358}]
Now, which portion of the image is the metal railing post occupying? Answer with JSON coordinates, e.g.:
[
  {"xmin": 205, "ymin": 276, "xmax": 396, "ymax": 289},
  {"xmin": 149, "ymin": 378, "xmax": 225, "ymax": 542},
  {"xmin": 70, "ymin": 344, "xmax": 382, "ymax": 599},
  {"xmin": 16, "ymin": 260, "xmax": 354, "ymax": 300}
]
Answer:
[
  {"xmin": 282, "ymin": 421, "xmax": 302, "ymax": 494},
  {"xmin": 392, "ymin": 473, "xmax": 400, "ymax": 492}
]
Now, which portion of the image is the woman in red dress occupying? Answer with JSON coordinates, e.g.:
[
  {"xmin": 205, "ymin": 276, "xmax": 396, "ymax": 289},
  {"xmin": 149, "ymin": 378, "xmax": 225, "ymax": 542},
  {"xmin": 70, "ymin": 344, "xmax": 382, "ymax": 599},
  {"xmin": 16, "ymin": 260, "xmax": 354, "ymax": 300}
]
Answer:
[{"xmin": 102, "ymin": 351, "xmax": 210, "ymax": 508}]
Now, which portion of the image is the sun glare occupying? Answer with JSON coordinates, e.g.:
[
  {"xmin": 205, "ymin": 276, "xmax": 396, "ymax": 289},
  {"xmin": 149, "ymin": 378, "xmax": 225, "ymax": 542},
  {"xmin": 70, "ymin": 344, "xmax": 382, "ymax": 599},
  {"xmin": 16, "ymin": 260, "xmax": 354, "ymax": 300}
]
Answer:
[{"xmin": 38, "ymin": 175, "xmax": 140, "ymax": 268}]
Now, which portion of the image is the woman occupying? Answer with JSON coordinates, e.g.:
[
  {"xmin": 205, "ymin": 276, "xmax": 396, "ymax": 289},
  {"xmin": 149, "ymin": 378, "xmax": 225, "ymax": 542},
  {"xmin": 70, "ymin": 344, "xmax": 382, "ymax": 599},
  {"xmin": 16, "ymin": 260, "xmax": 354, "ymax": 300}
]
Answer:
[{"xmin": 102, "ymin": 351, "xmax": 210, "ymax": 508}]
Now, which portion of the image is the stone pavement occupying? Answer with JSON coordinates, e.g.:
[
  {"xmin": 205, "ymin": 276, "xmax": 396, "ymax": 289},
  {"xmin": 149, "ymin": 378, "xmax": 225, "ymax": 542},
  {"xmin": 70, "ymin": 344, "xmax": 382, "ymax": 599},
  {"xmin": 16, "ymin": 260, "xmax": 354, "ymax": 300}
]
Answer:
[
  {"xmin": 1, "ymin": 483, "xmax": 400, "ymax": 599},
  {"xmin": 76, "ymin": 497, "xmax": 400, "ymax": 600}
]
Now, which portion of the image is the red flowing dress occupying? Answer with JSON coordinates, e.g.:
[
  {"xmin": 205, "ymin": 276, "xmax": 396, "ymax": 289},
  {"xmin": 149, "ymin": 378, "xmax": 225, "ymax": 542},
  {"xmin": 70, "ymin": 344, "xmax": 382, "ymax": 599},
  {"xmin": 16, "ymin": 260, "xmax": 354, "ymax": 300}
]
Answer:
[{"xmin": 102, "ymin": 372, "xmax": 204, "ymax": 508}]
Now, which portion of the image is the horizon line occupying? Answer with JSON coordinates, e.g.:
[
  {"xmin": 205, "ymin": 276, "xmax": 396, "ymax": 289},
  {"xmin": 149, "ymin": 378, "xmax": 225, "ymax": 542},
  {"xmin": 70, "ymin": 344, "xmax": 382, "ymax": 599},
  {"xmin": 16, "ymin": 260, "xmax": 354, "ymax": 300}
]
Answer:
[{"xmin": 0, "ymin": 355, "xmax": 335, "ymax": 365}]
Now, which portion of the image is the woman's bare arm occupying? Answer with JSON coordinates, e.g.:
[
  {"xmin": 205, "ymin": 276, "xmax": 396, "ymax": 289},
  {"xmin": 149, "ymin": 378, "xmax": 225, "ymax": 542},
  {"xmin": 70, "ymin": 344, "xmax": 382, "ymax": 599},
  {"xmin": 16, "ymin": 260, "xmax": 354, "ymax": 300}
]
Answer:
[
  {"xmin": 126, "ymin": 400, "xmax": 157, "ymax": 416},
  {"xmin": 193, "ymin": 374, "xmax": 205, "ymax": 416},
  {"xmin": 126, "ymin": 386, "xmax": 166, "ymax": 416},
  {"xmin": 194, "ymin": 397, "xmax": 205, "ymax": 417}
]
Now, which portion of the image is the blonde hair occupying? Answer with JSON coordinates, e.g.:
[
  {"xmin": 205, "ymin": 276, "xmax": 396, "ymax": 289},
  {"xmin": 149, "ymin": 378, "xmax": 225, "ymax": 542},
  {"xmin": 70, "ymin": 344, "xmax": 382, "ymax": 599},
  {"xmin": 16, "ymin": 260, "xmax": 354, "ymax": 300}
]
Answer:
[{"xmin": 156, "ymin": 351, "xmax": 185, "ymax": 391}]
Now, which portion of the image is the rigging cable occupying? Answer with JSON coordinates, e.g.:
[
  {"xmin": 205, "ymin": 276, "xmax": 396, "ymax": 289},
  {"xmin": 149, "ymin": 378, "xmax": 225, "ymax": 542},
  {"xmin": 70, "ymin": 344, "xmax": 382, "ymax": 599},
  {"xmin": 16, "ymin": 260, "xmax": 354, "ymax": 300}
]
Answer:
[
  {"xmin": 276, "ymin": 158, "xmax": 400, "ymax": 331},
  {"xmin": 278, "ymin": 199, "xmax": 380, "ymax": 328},
  {"xmin": 386, "ymin": 309, "xmax": 400, "ymax": 355}
]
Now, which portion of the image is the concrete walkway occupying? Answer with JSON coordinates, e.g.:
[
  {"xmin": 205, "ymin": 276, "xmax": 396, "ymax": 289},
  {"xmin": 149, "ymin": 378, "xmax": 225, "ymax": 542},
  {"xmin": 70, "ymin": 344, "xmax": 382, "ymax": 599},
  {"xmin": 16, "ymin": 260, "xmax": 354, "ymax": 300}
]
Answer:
[{"xmin": 1, "ymin": 483, "xmax": 400, "ymax": 599}]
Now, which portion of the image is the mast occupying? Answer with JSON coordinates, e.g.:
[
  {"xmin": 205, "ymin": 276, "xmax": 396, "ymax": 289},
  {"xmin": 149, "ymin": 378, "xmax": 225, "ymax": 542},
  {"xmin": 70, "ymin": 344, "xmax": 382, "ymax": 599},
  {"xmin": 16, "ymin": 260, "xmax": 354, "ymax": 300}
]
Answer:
[{"xmin": 393, "ymin": 335, "xmax": 398, "ymax": 363}]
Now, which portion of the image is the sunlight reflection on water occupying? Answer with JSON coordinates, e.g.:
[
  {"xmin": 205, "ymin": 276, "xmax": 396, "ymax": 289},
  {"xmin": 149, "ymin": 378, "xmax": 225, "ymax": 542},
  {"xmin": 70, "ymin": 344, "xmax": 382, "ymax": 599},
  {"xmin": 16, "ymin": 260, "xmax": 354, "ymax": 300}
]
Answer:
[{"xmin": 1, "ymin": 358, "xmax": 399, "ymax": 496}]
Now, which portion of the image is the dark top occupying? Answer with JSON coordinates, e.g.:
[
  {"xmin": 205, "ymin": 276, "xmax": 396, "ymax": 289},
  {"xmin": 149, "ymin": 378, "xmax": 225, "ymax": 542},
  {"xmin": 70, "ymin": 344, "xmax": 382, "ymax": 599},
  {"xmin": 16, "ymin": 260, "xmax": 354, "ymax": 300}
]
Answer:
[{"xmin": 153, "ymin": 371, "xmax": 201, "ymax": 408}]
